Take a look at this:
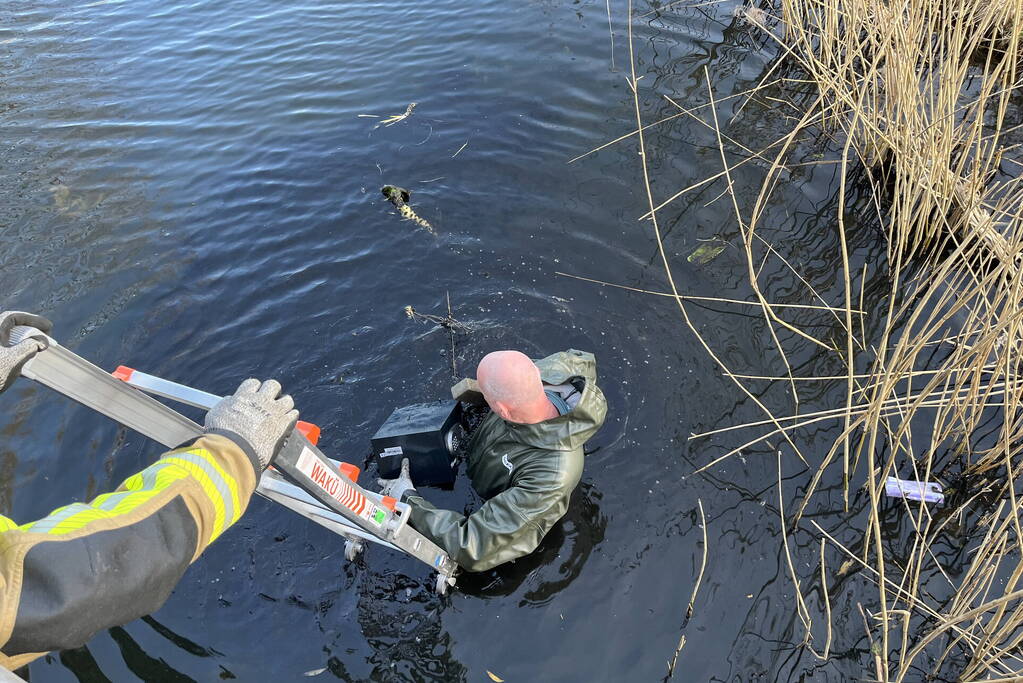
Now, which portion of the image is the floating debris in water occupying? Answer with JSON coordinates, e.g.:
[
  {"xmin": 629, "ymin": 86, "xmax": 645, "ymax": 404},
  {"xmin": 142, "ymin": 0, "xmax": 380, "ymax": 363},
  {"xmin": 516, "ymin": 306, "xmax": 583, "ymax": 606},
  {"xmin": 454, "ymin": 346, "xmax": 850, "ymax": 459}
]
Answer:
[
  {"xmin": 404, "ymin": 304, "xmax": 471, "ymax": 332},
  {"xmin": 884, "ymin": 476, "xmax": 944, "ymax": 505},
  {"xmin": 360, "ymin": 102, "xmax": 417, "ymax": 129},
  {"xmin": 734, "ymin": 4, "xmax": 769, "ymax": 27},
  {"xmin": 687, "ymin": 240, "xmax": 727, "ymax": 265},
  {"xmin": 303, "ymin": 667, "xmax": 327, "ymax": 677},
  {"xmin": 48, "ymin": 178, "xmax": 106, "ymax": 217},
  {"xmin": 836, "ymin": 558, "xmax": 857, "ymax": 576},
  {"xmin": 381, "ymin": 184, "xmax": 434, "ymax": 234},
  {"xmin": 733, "ymin": 3, "xmax": 778, "ymax": 34}
]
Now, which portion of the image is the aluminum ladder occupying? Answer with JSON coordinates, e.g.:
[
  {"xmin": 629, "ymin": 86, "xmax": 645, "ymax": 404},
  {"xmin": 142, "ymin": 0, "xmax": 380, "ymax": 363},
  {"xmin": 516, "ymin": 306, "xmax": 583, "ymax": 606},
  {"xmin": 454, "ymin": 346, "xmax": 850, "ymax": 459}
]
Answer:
[{"xmin": 9, "ymin": 325, "xmax": 458, "ymax": 594}]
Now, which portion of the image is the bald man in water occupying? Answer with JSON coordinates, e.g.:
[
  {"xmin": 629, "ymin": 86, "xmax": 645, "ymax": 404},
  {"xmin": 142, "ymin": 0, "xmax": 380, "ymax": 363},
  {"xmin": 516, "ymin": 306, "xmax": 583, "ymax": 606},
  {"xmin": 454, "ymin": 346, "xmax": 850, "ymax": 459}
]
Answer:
[{"xmin": 383, "ymin": 349, "xmax": 607, "ymax": 572}]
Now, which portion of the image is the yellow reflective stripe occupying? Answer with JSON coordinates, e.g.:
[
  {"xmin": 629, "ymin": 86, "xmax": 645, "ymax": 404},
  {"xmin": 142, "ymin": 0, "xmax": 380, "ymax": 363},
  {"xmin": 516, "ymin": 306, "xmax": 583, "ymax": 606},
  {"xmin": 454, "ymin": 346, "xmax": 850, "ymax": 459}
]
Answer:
[
  {"xmin": 180, "ymin": 448, "xmax": 242, "ymax": 527},
  {"xmin": 20, "ymin": 463, "xmax": 191, "ymax": 535},
  {"xmin": 20, "ymin": 503, "xmax": 92, "ymax": 533},
  {"xmin": 41, "ymin": 506, "xmax": 111, "ymax": 534},
  {"xmin": 93, "ymin": 489, "xmax": 162, "ymax": 515},
  {"xmin": 22, "ymin": 501, "xmax": 132, "ymax": 535},
  {"xmin": 14, "ymin": 447, "xmax": 244, "ymax": 539},
  {"xmin": 161, "ymin": 452, "xmax": 235, "ymax": 541}
]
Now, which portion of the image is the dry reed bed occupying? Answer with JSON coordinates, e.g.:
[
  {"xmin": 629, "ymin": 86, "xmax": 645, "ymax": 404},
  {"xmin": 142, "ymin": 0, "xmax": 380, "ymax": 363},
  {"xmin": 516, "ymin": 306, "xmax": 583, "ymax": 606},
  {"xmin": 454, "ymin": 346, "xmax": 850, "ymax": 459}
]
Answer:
[{"xmin": 624, "ymin": 0, "xmax": 1023, "ymax": 678}]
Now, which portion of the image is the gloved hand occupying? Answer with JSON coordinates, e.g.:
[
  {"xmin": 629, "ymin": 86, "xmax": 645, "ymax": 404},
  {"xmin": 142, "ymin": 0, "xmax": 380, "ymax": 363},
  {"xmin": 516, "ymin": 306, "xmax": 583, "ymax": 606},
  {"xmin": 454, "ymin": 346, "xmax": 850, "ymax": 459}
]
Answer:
[
  {"xmin": 0, "ymin": 311, "xmax": 53, "ymax": 393},
  {"xmin": 204, "ymin": 378, "xmax": 299, "ymax": 470},
  {"xmin": 377, "ymin": 457, "xmax": 417, "ymax": 501}
]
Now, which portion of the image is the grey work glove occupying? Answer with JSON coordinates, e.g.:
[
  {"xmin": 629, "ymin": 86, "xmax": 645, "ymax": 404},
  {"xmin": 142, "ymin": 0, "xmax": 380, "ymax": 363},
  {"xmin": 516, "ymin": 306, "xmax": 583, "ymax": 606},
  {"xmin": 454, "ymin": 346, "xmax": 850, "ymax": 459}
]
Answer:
[
  {"xmin": 204, "ymin": 378, "xmax": 299, "ymax": 471},
  {"xmin": 377, "ymin": 458, "xmax": 417, "ymax": 501},
  {"xmin": 0, "ymin": 311, "xmax": 53, "ymax": 394}
]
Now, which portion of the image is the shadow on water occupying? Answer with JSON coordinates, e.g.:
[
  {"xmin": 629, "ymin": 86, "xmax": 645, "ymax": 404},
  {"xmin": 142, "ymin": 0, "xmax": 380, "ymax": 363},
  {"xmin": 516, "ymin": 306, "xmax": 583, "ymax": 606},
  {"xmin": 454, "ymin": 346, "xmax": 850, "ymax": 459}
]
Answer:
[{"xmin": 41, "ymin": 616, "xmax": 231, "ymax": 683}]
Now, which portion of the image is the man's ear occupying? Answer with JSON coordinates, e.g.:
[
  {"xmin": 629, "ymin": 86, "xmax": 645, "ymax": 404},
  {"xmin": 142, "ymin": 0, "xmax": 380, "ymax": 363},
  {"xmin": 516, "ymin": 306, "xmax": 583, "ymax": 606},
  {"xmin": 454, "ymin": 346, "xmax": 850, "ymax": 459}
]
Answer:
[{"xmin": 492, "ymin": 400, "xmax": 512, "ymax": 421}]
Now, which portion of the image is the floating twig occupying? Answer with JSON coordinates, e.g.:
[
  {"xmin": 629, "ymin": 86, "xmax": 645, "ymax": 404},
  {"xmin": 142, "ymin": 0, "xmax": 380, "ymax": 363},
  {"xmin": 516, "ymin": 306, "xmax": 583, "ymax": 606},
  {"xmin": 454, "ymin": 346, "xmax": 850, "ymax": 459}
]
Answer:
[
  {"xmin": 665, "ymin": 635, "xmax": 685, "ymax": 679},
  {"xmin": 404, "ymin": 293, "xmax": 469, "ymax": 377},
  {"xmin": 375, "ymin": 102, "xmax": 417, "ymax": 129},
  {"xmin": 686, "ymin": 499, "xmax": 707, "ymax": 621},
  {"xmin": 446, "ymin": 291, "xmax": 456, "ymax": 377},
  {"xmin": 416, "ymin": 123, "xmax": 433, "ymax": 145},
  {"xmin": 403, "ymin": 303, "xmax": 471, "ymax": 333}
]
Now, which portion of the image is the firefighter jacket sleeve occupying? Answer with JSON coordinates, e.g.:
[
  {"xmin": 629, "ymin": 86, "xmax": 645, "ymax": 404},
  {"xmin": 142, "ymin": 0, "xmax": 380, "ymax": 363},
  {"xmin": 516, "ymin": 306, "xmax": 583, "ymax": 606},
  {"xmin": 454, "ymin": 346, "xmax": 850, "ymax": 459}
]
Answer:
[
  {"xmin": 0, "ymin": 433, "xmax": 260, "ymax": 669},
  {"xmin": 406, "ymin": 450, "xmax": 583, "ymax": 572}
]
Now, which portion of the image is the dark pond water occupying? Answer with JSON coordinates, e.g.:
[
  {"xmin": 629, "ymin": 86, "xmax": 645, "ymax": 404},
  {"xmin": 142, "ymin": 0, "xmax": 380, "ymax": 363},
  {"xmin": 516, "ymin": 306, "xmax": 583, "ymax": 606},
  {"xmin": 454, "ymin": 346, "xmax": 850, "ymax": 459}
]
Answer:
[{"xmin": 1, "ymin": 0, "xmax": 897, "ymax": 681}]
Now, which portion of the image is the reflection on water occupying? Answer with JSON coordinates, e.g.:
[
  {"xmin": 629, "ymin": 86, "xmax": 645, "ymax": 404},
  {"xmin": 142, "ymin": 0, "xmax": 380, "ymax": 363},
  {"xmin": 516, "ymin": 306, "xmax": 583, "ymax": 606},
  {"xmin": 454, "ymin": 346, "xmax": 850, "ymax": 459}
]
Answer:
[
  {"xmin": 49, "ymin": 615, "xmax": 227, "ymax": 683},
  {"xmin": 351, "ymin": 573, "xmax": 467, "ymax": 682}
]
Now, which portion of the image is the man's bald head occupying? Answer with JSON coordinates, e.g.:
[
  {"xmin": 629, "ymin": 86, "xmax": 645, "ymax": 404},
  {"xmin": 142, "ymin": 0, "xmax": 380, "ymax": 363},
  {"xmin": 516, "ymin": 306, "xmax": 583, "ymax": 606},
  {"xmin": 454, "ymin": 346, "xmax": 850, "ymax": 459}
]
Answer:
[{"xmin": 477, "ymin": 350, "xmax": 557, "ymax": 424}]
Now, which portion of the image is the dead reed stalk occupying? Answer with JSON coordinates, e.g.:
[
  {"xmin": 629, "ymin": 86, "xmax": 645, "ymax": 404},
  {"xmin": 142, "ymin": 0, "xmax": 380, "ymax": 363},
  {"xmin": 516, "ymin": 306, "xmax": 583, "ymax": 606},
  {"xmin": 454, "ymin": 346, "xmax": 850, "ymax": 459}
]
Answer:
[{"xmin": 621, "ymin": 0, "xmax": 1023, "ymax": 677}]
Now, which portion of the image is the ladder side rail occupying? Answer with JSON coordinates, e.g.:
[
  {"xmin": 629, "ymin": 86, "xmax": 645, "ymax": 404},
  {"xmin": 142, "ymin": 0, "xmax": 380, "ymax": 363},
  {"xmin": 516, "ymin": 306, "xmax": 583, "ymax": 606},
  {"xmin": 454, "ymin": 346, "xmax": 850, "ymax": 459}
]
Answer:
[
  {"xmin": 13, "ymin": 329, "xmax": 201, "ymax": 448},
  {"xmin": 9, "ymin": 327, "xmax": 458, "ymax": 578},
  {"xmin": 271, "ymin": 434, "xmax": 458, "ymax": 576},
  {"xmin": 117, "ymin": 365, "xmax": 458, "ymax": 576}
]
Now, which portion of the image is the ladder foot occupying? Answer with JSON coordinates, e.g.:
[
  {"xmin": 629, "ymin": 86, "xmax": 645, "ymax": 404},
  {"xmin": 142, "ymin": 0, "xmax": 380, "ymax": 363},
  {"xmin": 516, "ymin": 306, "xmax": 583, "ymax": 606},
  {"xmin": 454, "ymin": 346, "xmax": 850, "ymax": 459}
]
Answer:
[
  {"xmin": 435, "ymin": 574, "xmax": 455, "ymax": 595},
  {"xmin": 344, "ymin": 538, "xmax": 364, "ymax": 562}
]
